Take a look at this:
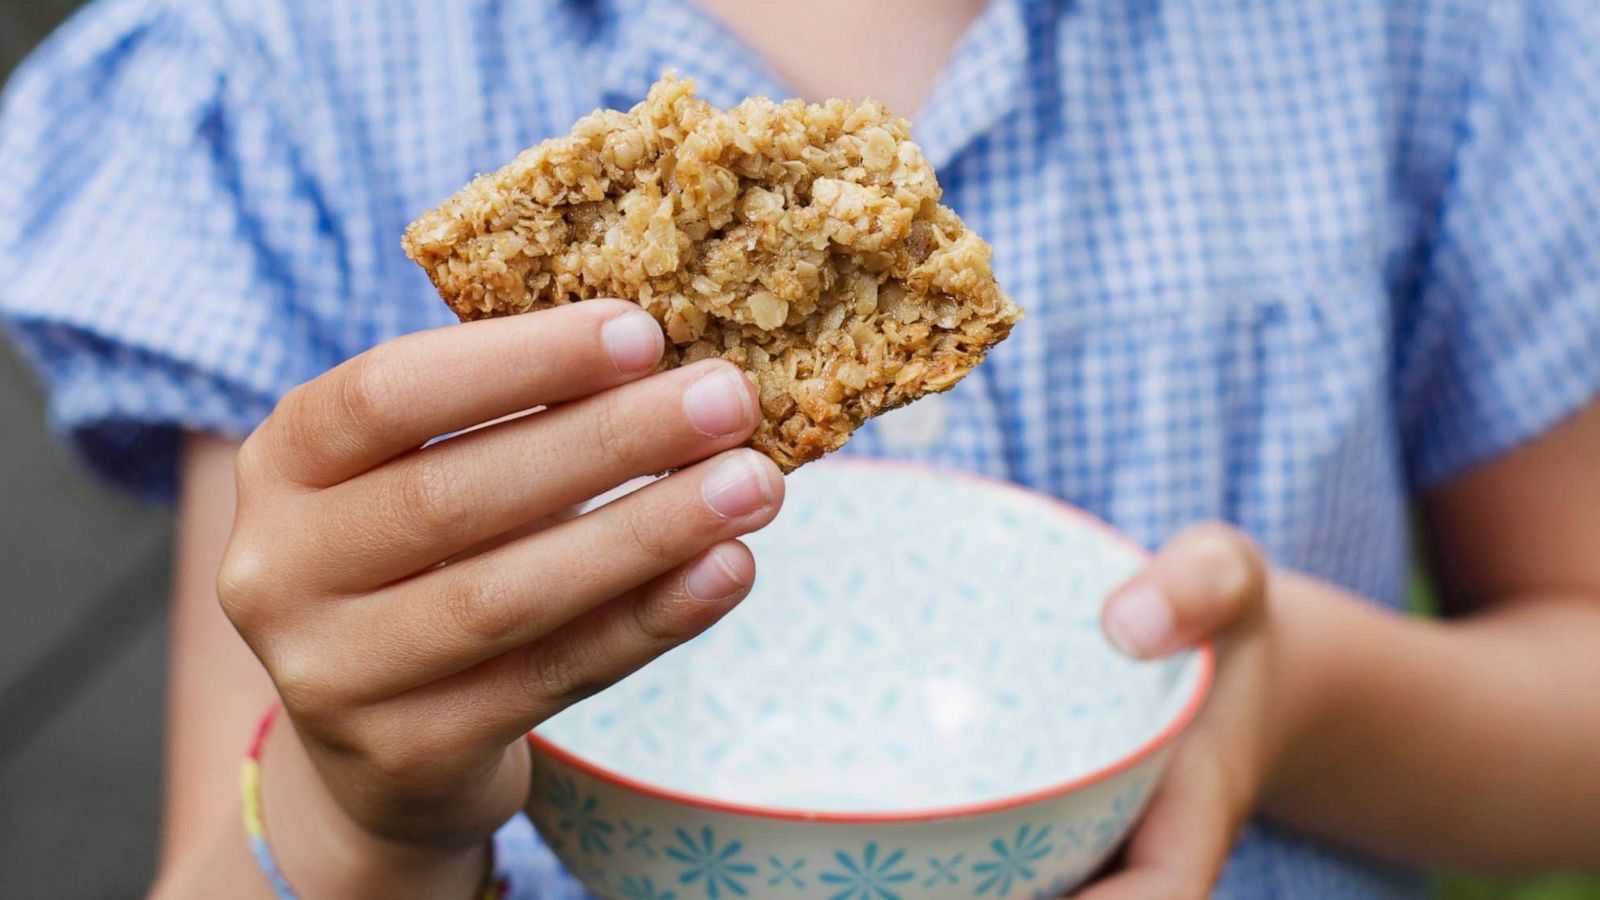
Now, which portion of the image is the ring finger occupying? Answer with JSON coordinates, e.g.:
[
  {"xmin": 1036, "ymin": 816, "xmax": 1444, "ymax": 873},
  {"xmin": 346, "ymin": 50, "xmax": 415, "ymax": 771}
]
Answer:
[
  {"xmin": 304, "ymin": 358, "xmax": 761, "ymax": 590},
  {"xmin": 326, "ymin": 448, "xmax": 784, "ymax": 696}
]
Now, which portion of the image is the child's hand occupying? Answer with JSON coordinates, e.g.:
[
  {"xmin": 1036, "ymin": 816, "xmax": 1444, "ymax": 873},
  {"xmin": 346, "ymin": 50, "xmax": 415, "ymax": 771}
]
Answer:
[
  {"xmin": 1079, "ymin": 524, "xmax": 1285, "ymax": 900},
  {"xmin": 217, "ymin": 301, "xmax": 783, "ymax": 888}
]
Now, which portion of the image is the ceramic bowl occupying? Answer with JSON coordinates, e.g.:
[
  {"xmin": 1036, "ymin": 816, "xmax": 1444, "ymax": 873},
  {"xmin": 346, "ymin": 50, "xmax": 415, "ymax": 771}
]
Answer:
[{"xmin": 526, "ymin": 459, "xmax": 1212, "ymax": 899}]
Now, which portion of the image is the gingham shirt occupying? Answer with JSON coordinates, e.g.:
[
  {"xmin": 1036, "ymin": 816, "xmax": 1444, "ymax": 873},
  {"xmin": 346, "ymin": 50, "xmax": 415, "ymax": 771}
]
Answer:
[{"xmin": 4, "ymin": 0, "xmax": 1600, "ymax": 897}]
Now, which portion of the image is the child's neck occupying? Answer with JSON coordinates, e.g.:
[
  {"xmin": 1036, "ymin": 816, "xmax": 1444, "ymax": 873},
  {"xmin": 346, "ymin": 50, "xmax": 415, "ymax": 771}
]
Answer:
[{"xmin": 691, "ymin": 0, "xmax": 988, "ymax": 119}]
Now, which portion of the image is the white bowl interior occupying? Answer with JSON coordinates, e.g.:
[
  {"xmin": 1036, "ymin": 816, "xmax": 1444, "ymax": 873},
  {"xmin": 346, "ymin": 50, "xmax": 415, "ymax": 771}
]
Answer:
[{"xmin": 537, "ymin": 461, "xmax": 1204, "ymax": 814}]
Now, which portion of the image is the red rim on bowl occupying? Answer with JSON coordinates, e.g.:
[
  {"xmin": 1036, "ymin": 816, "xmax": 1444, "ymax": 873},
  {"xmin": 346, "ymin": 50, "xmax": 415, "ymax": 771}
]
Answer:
[{"xmin": 526, "ymin": 457, "xmax": 1216, "ymax": 824}]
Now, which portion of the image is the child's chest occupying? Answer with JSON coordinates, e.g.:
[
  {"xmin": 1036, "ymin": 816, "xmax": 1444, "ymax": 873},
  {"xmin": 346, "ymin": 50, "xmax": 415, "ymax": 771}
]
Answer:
[{"xmin": 365, "ymin": 0, "xmax": 1418, "ymax": 595}]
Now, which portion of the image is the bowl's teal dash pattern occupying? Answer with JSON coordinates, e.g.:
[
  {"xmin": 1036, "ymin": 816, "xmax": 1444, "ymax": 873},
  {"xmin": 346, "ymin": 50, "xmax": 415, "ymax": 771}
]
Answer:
[{"xmin": 526, "ymin": 460, "xmax": 1209, "ymax": 898}]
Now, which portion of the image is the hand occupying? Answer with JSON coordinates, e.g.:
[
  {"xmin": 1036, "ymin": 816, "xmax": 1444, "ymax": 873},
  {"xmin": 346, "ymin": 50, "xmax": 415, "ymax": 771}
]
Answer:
[
  {"xmin": 217, "ymin": 301, "xmax": 784, "ymax": 894},
  {"xmin": 1076, "ymin": 524, "xmax": 1288, "ymax": 899}
]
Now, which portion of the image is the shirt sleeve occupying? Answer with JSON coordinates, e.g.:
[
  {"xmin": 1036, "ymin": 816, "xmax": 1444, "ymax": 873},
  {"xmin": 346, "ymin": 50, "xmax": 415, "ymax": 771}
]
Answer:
[
  {"xmin": 1396, "ymin": 0, "xmax": 1600, "ymax": 490},
  {"xmin": 0, "ymin": 0, "xmax": 346, "ymax": 498}
]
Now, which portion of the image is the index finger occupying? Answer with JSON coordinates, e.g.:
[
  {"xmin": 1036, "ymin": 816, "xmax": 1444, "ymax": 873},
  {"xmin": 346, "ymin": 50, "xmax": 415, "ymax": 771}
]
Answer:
[{"xmin": 252, "ymin": 300, "xmax": 664, "ymax": 487}]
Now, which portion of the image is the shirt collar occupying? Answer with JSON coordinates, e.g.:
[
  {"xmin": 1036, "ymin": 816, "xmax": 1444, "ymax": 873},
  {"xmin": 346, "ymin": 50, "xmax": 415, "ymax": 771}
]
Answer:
[
  {"xmin": 914, "ymin": 0, "xmax": 1030, "ymax": 170},
  {"xmin": 597, "ymin": 0, "xmax": 1031, "ymax": 171}
]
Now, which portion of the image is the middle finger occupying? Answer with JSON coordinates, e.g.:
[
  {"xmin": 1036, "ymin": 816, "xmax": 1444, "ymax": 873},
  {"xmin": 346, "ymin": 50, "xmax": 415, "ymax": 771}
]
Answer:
[{"xmin": 307, "ymin": 358, "xmax": 760, "ymax": 590}]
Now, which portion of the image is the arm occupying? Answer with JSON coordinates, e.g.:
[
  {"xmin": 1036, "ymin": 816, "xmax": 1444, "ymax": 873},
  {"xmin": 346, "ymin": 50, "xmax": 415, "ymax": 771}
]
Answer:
[
  {"xmin": 1264, "ymin": 398, "xmax": 1600, "ymax": 869},
  {"xmin": 1081, "ymin": 398, "xmax": 1600, "ymax": 898},
  {"xmin": 150, "ymin": 433, "xmax": 276, "ymax": 894}
]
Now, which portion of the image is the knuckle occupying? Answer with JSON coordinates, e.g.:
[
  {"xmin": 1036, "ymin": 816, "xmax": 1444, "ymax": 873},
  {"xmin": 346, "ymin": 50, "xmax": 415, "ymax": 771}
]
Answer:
[
  {"xmin": 439, "ymin": 569, "xmax": 521, "ymax": 643},
  {"xmin": 269, "ymin": 382, "xmax": 312, "ymax": 431},
  {"xmin": 590, "ymin": 393, "xmax": 645, "ymax": 472},
  {"xmin": 215, "ymin": 540, "xmax": 273, "ymax": 631},
  {"xmin": 519, "ymin": 648, "xmax": 611, "ymax": 708},
  {"xmin": 630, "ymin": 590, "xmax": 695, "ymax": 645},
  {"xmin": 1174, "ymin": 524, "xmax": 1264, "ymax": 591},
  {"xmin": 268, "ymin": 646, "xmax": 348, "ymax": 721},
  {"xmin": 233, "ymin": 429, "xmax": 271, "ymax": 487},
  {"xmin": 519, "ymin": 649, "xmax": 578, "ymax": 704},
  {"xmin": 393, "ymin": 454, "xmax": 469, "ymax": 537},
  {"xmin": 339, "ymin": 348, "xmax": 406, "ymax": 436},
  {"xmin": 616, "ymin": 499, "xmax": 680, "ymax": 563},
  {"xmin": 272, "ymin": 382, "xmax": 324, "ymax": 455}
]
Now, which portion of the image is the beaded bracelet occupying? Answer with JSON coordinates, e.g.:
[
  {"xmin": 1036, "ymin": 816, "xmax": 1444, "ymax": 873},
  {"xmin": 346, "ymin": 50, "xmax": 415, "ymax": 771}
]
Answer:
[{"xmin": 242, "ymin": 703, "xmax": 509, "ymax": 899}]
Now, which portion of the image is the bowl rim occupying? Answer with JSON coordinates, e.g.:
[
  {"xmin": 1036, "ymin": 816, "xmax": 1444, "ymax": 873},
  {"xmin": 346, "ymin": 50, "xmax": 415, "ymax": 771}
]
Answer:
[{"xmin": 526, "ymin": 457, "xmax": 1215, "ymax": 824}]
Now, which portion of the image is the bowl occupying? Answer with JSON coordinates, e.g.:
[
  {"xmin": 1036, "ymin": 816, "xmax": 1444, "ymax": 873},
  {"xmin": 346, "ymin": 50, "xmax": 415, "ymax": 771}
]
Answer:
[{"xmin": 525, "ymin": 459, "xmax": 1212, "ymax": 899}]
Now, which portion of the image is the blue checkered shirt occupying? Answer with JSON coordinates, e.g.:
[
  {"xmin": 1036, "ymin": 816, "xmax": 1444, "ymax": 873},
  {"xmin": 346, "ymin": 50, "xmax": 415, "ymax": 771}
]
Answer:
[{"xmin": 5, "ymin": 0, "xmax": 1600, "ymax": 896}]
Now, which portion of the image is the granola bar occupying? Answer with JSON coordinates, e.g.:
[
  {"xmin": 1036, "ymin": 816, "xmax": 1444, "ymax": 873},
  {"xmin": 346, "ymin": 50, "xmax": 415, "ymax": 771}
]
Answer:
[{"xmin": 403, "ymin": 74, "xmax": 1022, "ymax": 471}]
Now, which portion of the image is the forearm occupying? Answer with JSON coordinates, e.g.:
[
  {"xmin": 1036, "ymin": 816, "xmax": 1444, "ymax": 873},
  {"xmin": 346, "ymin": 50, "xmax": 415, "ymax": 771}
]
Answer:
[
  {"xmin": 159, "ymin": 434, "xmax": 277, "ymax": 867},
  {"xmin": 1262, "ymin": 575, "xmax": 1600, "ymax": 871}
]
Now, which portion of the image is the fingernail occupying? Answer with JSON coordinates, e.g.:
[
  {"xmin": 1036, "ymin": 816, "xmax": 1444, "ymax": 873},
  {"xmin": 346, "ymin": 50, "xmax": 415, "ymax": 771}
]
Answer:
[
  {"xmin": 701, "ymin": 452, "xmax": 771, "ymax": 519},
  {"xmin": 602, "ymin": 311, "xmax": 663, "ymax": 373},
  {"xmin": 683, "ymin": 366, "xmax": 753, "ymax": 437},
  {"xmin": 1104, "ymin": 584, "xmax": 1174, "ymax": 658},
  {"xmin": 685, "ymin": 546, "xmax": 746, "ymax": 602}
]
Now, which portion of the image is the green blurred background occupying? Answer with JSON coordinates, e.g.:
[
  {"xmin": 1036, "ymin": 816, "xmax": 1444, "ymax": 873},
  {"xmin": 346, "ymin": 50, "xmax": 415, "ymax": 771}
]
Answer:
[{"xmin": 0, "ymin": 2, "xmax": 1594, "ymax": 897}]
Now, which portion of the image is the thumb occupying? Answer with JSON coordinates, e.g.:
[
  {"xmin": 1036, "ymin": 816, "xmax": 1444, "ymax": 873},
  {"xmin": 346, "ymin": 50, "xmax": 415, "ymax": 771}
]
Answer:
[{"xmin": 1101, "ymin": 523, "xmax": 1267, "ymax": 659}]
